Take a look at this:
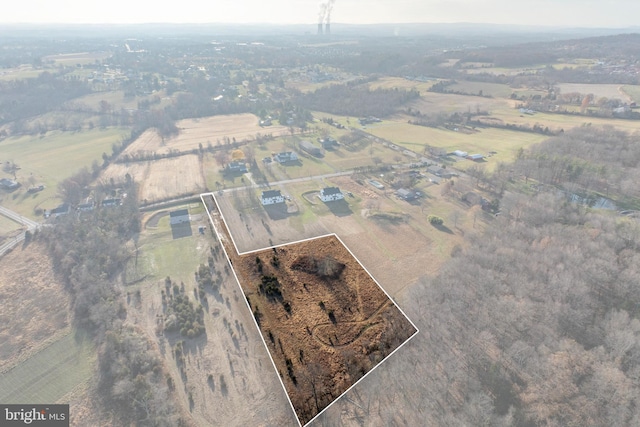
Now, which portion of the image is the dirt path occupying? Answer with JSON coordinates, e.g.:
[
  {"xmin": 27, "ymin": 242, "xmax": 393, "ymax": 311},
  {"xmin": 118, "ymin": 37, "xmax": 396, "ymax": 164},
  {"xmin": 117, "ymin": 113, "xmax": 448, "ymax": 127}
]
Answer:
[{"xmin": 311, "ymin": 300, "xmax": 392, "ymax": 348}]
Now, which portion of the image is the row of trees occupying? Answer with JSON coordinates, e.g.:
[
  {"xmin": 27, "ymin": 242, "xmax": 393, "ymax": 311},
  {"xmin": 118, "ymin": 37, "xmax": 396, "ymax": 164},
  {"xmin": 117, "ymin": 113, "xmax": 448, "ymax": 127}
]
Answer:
[
  {"xmin": 296, "ymin": 84, "xmax": 420, "ymax": 118},
  {"xmin": 44, "ymin": 177, "xmax": 182, "ymax": 426}
]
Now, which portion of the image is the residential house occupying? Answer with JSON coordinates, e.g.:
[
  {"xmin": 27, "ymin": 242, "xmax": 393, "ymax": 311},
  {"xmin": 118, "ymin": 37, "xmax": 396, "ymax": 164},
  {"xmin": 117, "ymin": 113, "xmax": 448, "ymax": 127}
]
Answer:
[
  {"xmin": 0, "ymin": 178, "xmax": 19, "ymax": 190},
  {"xmin": 273, "ymin": 151, "xmax": 299, "ymax": 164},
  {"xmin": 170, "ymin": 209, "xmax": 190, "ymax": 225},
  {"xmin": 226, "ymin": 161, "xmax": 248, "ymax": 174},
  {"xmin": 396, "ymin": 188, "xmax": 417, "ymax": 201},
  {"xmin": 261, "ymin": 190, "xmax": 285, "ymax": 205},
  {"xmin": 47, "ymin": 204, "xmax": 70, "ymax": 218},
  {"xmin": 102, "ymin": 198, "xmax": 122, "ymax": 207},
  {"xmin": 319, "ymin": 187, "xmax": 344, "ymax": 202}
]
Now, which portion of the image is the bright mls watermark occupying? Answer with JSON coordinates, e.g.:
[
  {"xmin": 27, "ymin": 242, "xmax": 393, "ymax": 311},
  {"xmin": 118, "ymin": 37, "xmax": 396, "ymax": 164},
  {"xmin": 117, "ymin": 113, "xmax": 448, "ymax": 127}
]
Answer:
[{"xmin": 1, "ymin": 405, "xmax": 69, "ymax": 426}]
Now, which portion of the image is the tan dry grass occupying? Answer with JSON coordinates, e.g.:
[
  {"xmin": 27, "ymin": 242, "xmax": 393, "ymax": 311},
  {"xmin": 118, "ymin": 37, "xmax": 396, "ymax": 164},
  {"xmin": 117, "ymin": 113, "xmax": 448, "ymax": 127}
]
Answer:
[
  {"xmin": 101, "ymin": 155, "xmax": 205, "ymax": 202},
  {"xmin": 123, "ymin": 114, "xmax": 290, "ymax": 156},
  {"xmin": 142, "ymin": 155, "xmax": 205, "ymax": 202},
  {"xmin": 0, "ymin": 242, "xmax": 70, "ymax": 372}
]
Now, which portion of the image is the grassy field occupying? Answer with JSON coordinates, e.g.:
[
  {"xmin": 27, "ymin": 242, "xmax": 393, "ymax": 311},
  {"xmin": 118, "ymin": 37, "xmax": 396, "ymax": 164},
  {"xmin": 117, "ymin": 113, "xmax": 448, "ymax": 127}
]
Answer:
[
  {"xmin": 0, "ymin": 331, "xmax": 95, "ymax": 404},
  {"xmin": 366, "ymin": 120, "xmax": 547, "ymax": 170},
  {"xmin": 0, "ymin": 215, "xmax": 22, "ymax": 236},
  {"xmin": 490, "ymin": 106, "xmax": 640, "ymax": 133},
  {"xmin": 621, "ymin": 85, "xmax": 640, "ymax": 104},
  {"xmin": 135, "ymin": 206, "xmax": 208, "ymax": 284},
  {"xmin": 556, "ymin": 83, "xmax": 632, "ymax": 101},
  {"xmin": 367, "ymin": 77, "xmax": 436, "ymax": 93},
  {"xmin": 0, "ymin": 127, "xmax": 129, "ymax": 217},
  {"xmin": 0, "ymin": 67, "xmax": 44, "ymax": 81},
  {"xmin": 43, "ymin": 52, "xmax": 111, "ymax": 66},
  {"xmin": 447, "ymin": 81, "xmax": 515, "ymax": 98}
]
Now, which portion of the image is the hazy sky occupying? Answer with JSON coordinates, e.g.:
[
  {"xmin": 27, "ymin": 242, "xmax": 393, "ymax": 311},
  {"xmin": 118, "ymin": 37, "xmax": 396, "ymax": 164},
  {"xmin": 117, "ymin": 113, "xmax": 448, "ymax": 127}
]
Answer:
[{"xmin": 2, "ymin": 0, "xmax": 638, "ymax": 27}]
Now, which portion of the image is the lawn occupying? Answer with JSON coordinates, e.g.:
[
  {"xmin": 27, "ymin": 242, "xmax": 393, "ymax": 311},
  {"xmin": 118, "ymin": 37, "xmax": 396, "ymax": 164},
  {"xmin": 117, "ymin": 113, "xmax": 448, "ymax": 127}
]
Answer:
[
  {"xmin": 0, "ymin": 331, "xmax": 95, "ymax": 404},
  {"xmin": 0, "ymin": 127, "xmax": 129, "ymax": 217},
  {"xmin": 136, "ymin": 209, "xmax": 208, "ymax": 284}
]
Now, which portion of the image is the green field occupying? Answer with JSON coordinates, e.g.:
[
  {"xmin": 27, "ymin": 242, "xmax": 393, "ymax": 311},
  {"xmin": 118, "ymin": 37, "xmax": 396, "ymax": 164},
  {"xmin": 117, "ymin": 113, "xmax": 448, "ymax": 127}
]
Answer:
[
  {"xmin": 0, "ymin": 68, "xmax": 44, "ymax": 81},
  {"xmin": 491, "ymin": 106, "xmax": 640, "ymax": 133},
  {"xmin": 366, "ymin": 121, "xmax": 547, "ymax": 169},
  {"xmin": 0, "ymin": 127, "xmax": 129, "ymax": 217},
  {"xmin": 135, "ymin": 207, "xmax": 207, "ymax": 284},
  {"xmin": 0, "ymin": 331, "xmax": 95, "ymax": 404}
]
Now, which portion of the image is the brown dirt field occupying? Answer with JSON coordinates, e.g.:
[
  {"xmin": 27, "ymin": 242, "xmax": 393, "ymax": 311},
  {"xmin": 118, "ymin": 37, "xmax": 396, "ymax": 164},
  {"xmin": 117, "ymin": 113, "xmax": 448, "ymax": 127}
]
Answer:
[
  {"xmin": 127, "ymin": 225, "xmax": 296, "ymax": 427},
  {"xmin": 122, "ymin": 114, "xmax": 290, "ymax": 157},
  {"xmin": 0, "ymin": 242, "xmax": 71, "ymax": 372},
  {"xmin": 208, "ymin": 198, "xmax": 417, "ymax": 427}
]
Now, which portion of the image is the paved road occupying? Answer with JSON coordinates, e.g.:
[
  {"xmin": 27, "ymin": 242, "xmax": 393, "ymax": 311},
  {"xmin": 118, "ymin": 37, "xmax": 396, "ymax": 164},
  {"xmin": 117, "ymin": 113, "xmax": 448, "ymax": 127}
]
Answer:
[
  {"xmin": 0, "ymin": 205, "xmax": 40, "ymax": 257},
  {"xmin": 218, "ymin": 170, "xmax": 355, "ymax": 194}
]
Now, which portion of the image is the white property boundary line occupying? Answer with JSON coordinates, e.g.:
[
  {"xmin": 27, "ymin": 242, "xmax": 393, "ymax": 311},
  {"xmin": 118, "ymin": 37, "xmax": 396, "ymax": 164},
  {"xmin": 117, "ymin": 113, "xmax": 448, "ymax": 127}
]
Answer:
[{"xmin": 200, "ymin": 191, "xmax": 420, "ymax": 427}]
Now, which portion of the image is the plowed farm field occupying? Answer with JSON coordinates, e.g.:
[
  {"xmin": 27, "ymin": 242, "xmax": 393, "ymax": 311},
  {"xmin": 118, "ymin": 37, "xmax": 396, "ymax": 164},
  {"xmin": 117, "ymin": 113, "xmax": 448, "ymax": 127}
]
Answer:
[
  {"xmin": 122, "ymin": 114, "xmax": 289, "ymax": 157},
  {"xmin": 102, "ymin": 154, "xmax": 205, "ymax": 203}
]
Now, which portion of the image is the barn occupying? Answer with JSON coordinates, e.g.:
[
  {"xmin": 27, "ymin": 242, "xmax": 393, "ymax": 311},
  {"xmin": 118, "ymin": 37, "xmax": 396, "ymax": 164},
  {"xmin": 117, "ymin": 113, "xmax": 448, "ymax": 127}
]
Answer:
[{"xmin": 299, "ymin": 140, "xmax": 323, "ymax": 157}]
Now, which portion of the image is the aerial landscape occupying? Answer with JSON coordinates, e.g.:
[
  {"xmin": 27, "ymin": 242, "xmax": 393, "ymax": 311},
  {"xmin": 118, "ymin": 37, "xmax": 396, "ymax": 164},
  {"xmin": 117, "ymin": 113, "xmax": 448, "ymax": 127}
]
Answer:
[{"xmin": 2, "ymin": 1, "xmax": 640, "ymax": 426}]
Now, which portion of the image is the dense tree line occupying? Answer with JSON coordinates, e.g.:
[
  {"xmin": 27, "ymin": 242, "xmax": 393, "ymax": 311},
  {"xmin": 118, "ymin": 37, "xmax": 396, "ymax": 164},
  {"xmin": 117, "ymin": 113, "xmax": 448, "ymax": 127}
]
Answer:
[
  {"xmin": 296, "ymin": 83, "xmax": 419, "ymax": 117},
  {"xmin": 0, "ymin": 71, "xmax": 91, "ymax": 127},
  {"xmin": 43, "ymin": 179, "xmax": 183, "ymax": 426},
  {"xmin": 318, "ymin": 125, "xmax": 640, "ymax": 426},
  {"xmin": 507, "ymin": 126, "xmax": 640, "ymax": 204}
]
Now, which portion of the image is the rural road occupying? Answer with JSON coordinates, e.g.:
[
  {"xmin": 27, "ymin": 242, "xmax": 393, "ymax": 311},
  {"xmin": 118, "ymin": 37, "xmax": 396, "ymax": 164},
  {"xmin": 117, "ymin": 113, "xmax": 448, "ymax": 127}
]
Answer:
[
  {"xmin": 0, "ymin": 205, "xmax": 40, "ymax": 257},
  {"xmin": 220, "ymin": 170, "xmax": 355, "ymax": 194}
]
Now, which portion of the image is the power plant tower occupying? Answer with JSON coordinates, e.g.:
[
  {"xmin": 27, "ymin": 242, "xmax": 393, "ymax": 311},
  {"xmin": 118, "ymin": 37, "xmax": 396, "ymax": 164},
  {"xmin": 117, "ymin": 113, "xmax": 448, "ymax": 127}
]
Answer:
[{"xmin": 317, "ymin": 0, "xmax": 335, "ymax": 36}]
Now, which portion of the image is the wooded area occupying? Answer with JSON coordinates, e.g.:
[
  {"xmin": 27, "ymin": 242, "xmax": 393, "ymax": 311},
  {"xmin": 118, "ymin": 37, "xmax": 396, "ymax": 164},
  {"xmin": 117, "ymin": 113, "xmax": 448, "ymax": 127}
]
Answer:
[{"xmin": 329, "ymin": 127, "xmax": 640, "ymax": 426}]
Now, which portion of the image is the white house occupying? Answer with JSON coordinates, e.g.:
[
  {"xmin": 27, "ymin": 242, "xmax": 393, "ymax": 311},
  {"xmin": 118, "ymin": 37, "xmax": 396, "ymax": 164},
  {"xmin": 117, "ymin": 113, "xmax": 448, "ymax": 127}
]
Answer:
[
  {"xmin": 453, "ymin": 150, "xmax": 468, "ymax": 157},
  {"xmin": 319, "ymin": 187, "xmax": 344, "ymax": 202},
  {"xmin": 261, "ymin": 190, "xmax": 285, "ymax": 205},
  {"xmin": 274, "ymin": 151, "xmax": 299, "ymax": 164}
]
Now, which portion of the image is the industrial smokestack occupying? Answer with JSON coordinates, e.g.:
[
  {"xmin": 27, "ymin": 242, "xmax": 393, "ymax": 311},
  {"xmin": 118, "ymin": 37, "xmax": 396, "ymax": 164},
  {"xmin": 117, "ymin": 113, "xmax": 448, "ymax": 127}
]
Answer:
[
  {"xmin": 318, "ymin": 2, "xmax": 327, "ymax": 36},
  {"xmin": 325, "ymin": 0, "xmax": 335, "ymax": 36}
]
